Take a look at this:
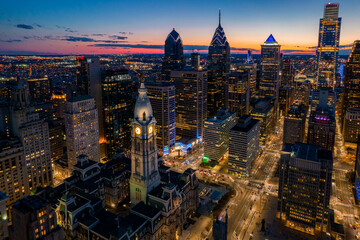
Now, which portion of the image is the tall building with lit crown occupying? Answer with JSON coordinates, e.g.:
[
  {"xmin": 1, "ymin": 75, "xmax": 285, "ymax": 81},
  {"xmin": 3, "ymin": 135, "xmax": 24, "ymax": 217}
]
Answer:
[
  {"xmin": 102, "ymin": 69, "xmax": 134, "ymax": 156},
  {"xmin": 51, "ymin": 90, "xmax": 66, "ymax": 119},
  {"xmin": 204, "ymin": 109, "xmax": 236, "ymax": 163},
  {"xmin": 162, "ymin": 28, "xmax": 185, "ymax": 81},
  {"xmin": 130, "ymin": 83, "xmax": 160, "ymax": 205},
  {"xmin": 64, "ymin": 95, "xmax": 100, "ymax": 170},
  {"xmin": 278, "ymin": 143, "xmax": 333, "ymax": 235},
  {"xmin": 260, "ymin": 34, "xmax": 281, "ymax": 100},
  {"xmin": 316, "ymin": 3, "xmax": 341, "ymax": 88},
  {"xmin": 207, "ymin": 10, "xmax": 230, "ymax": 117},
  {"xmin": 146, "ymin": 83, "xmax": 176, "ymax": 152},
  {"xmin": 10, "ymin": 85, "xmax": 52, "ymax": 191},
  {"xmin": 343, "ymin": 41, "xmax": 360, "ymax": 142},
  {"xmin": 171, "ymin": 70, "xmax": 207, "ymax": 140},
  {"xmin": 307, "ymin": 109, "xmax": 336, "ymax": 152}
]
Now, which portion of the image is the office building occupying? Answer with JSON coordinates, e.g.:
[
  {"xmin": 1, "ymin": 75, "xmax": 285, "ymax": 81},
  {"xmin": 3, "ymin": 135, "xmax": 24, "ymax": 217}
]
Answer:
[
  {"xmin": 250, "ymin": 100, "xmax": 274, "ymax": 145},
  {"xmin": 311, "ymin": 87, "xmax": 336, "ymax": 115},
  {"xmin": 10, "ymin": 195, "xmax": 64, "ymax": 240},
  {"xmin": 259, "ymin": 34, "xmax": 281, "ymax": 100},
  {"xmin": 247, "ymin": 49, "xmax": 253, "ymax": 64},
  {"xmin": 228, "ymin": 70, "xmax": 250, "ymax": 116},
  {"xmin": 102, "ymin": 69, "xmax": 134, "ymax": 156},
  {"xmin": 238, "ymin": 63, "xmax": 257, "ymax": 99},
  {"xmin": 279, "ymin": 86, "xmax": 295, "ymax": 116},
  {"xmin": 0, "ymin": 192, "xmax": 8, "ymax": 239},
  {"xmin": 281, "ymin": 58, "xmax": 295, "ymax": 87},
  {"xmin": 207, "ymin": 10, "xmax": 230, "ymax": 117},
  {"xmin": 283, "ymin": 102, "xmax": 306, "ymax": 144},
  {"xmin": 228, "ymin": 115, "xmax": 260, "ymax": 175},
  {"xmin": 64, "ymin": 95, "xmax": 100, "ymax": 170},
  {"xmin": 146, "ymin": 83, "xmax": 176, "ymax": 152},
  {"xmin": 48, "ymin": 119, "xmax": 64, "ymax": 162},
  {"xmin": 191, "ymin": 51, "xmax": 201, "ymax": 70},
  {"xmin": 343, "ymin": 108, "xmax": 360, "ymax": 143},
  {"xmin": 75, "ymin": 56, "xmax": 105, "ymax": 156},
  {"xmin": 10, "ymin": 85, "xmax": 52, "ymax": 190},
  {"xmin": 295, "ymin": 81, "xmax": 311, "ymax": 107},
  {"xmin": 27, "ymin": 77, "xmax": 52, "ymax": 103},
  {"xmin": 307, "ymin": 109, "xmax": 336, "ymax": 152},
  {"xmin": 278, "ymin": 143, "xmax": 333, "ymax": 234},
  {"xmin": 0, "ymin": 136, "xmax": 30, "ymax": 209},
  {"xmin": 171, "ymin": 70, "xmax": 207, "ymax": 140},
  {"xmin": 162, "ymin": 28, "xmax": 185, "ymax": 81},
  {"xmin": 316, "ymin": 3, "xmax": 341, "ymax": 88},
  {"xmin": 51, "ymin": 90, "xmax": 66, "ymax": 119},
  {"xmin": 204, "ymin": 109, "xmax": 236, "ymax": 163}
]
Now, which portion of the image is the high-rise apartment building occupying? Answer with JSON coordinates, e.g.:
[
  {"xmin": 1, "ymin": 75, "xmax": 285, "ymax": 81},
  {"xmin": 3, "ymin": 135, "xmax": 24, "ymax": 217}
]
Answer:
[
  {"xmin": 316, "ymin": 3, "xmax": 341, "ymax": 88},
  {"xmin": 207, "ymin": 10, "xmax": 230, "ymax": 117},
  {"xmin": 259, "ymin": 34, "xmax": 281, "ymax": 100},
  {"xmin": 10, "ymin": 85, "xmax": 52, "ymax": 190},
  {"xmin": 162, "ymin": 28, "xmax": 185, "ymax": 81},
  {"xmin": 102, "ymin": 69, "xmax": 134, "ymax": 156},
  {"xmin": 278, "ymin": 143, "xmax": 333, "ymax": 234},
  {"xmin": 65, "ymin": 96, "xmax": 100, "ymax": 170},
  {"xmin": 0, "ymin": 136, "xmax": 29, "ymax": 208},
  {"xmin": 307, "ymin": 109, "xmax": 336, "ymax": 152},
  {"xmin": 27, "ymin": 77, "xmax": 52, "ymax": 103},
  {"xmin": 228, "ymin": 115, "xmax": 260, "ymax": 175},
  {"xmin": 146, "ymin": 83, "xmax": 176, "ymax": 152},
  {"xmin": 171, "ymin": 70, "xmax": 207, "ymax": 140},
  {"xmin": 283, "ymin": 102, "xmax": 306, "ymax": 145},
  {"xmin": 204, "ymin": 109, "xmax": 236, "ymax": 163},
  {"xmin": 228, "ymin": 70, "xmax": 250, "ymax": 116}
]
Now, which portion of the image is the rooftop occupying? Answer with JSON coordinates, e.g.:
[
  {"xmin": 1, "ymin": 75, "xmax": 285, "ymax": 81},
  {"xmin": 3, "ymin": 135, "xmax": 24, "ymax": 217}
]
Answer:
[
  {"xmin": 13, "ymin": 195, "xmax": 49, "ymax": 213},
  {"xmin": 68, "ymin": 95, "xmax": 93, "ymax": 103}
]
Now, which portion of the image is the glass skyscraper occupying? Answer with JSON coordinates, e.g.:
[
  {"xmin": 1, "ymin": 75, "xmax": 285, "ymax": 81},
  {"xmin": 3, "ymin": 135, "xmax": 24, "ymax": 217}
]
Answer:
[
  {"xmin": 316, "ymin": 3, "xmax": 341, "ymax": 88},
  {"xmin": 207, "ymin": 10, "xmax": 230, "ymax": 117}
]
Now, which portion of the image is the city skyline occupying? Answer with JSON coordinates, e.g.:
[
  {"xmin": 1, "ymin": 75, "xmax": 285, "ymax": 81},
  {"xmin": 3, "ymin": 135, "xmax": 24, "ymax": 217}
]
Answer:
[{"xmin": 1, "ymin": 0, "xmax": 360, "ymax": 55}]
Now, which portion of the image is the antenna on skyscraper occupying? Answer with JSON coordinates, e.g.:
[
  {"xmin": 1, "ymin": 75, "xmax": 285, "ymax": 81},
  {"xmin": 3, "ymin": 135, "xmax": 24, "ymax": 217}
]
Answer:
[{"xmin": 219, "ymin": 8, "xmax": 221, "ymax": 26}]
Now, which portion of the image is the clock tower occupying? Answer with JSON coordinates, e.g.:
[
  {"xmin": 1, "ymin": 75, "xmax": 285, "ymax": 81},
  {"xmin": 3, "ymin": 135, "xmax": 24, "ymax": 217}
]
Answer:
[{"xmin": 130, "ymin": 83, "xmax": 160, "ymax": 205}]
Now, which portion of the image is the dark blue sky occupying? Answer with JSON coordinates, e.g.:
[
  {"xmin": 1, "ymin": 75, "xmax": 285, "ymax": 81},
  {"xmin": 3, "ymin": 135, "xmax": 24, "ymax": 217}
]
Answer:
[{"xmin": 1, "ymin": 0, "xmax": 359, "ymax": 54}]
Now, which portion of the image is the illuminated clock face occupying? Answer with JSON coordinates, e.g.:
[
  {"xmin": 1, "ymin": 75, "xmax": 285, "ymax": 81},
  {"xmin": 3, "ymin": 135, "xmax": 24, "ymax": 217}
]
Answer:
[
  {"xmin": 148, "ymin": 126, "xmax": 153, "ymax": 134},
  {"xmin": 135, "ymin": 127, "xmax": 141, "ymax": 135}
]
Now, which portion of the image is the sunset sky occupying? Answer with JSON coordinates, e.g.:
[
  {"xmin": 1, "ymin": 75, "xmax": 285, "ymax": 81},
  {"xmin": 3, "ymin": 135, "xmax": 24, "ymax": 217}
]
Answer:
[{"xmin": 1, "ymin": 0, "xmax": 359, "ymax": 55}]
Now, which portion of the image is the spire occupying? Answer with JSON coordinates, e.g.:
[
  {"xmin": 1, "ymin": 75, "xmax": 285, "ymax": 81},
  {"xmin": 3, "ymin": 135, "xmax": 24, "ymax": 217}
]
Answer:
[{"xmin": 219, "ymin": 9, "xmax": 221, "ymax": 26}]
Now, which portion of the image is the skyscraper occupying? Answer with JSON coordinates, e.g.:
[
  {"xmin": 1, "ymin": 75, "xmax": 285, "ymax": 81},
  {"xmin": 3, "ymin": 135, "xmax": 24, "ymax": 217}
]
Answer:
[
  {"xmin": 51, "ymin": 90, "xmax": 66, "ymax": 119},
  {"xmin": 129, "ymin": 83, "xmax": 160, "ymax": 205},
  {"xmin": 250, "ymin": 100, "xmax": 275, "ymax": 145},
  {"xmin": 228, "ymin": 70, "xmax": 250, "ymax": 116},
  {"xmin": 310, "ymin": 87, "xmax": 336, "ymax": 115},
  {"xmin": 259, "ymin": 34, "xmax": 281, "ymax": 100},
  {"xmin": 146, "ymin": 83, "xmax": 176, "ymax": 152},
  {"xmin": 316, "ymin": 3, "xmax": 341, "ymax": 88},
  {"xmin": 10, "ymin": 85, "xmax": 52, "ymax": 190},
  {"xmin": 191, "ymin": 51, "xmax": 201, "ymax": 70},
  {"xmin": 228, "ymin": 115, "xmax": 260, "ymax": 175},
  {"xmin": 237, "ymin": 63, "xmax": 257, "ymax": 99},
  {"xmin": 162, "ymin": 28, "xmax": 185, "ymax": 81},
  {"xmin": 281, "ymin": 58, "xmax": 295, "ymax": 87},
  {"xmin": 307, "ymin": 109, "xmax": 336, "ymax": 152},
  {"xmin": 65, "ymin": 96, "xmax": 100, "ymax": 170},
  {"xmin": 283, "ymin": 102, "xmax": 306, "ymax": 145},
  {"xmin": 171, "ymin": 70, "xmax": 207, "ymax": 140},
  {"xmin": 207, "ymin": 10, "xmax": 230, "ymax": 117},
  {"xmin": 27, "ymin": 77, "xmax": 52, "ymax": 103},
  {"xmin": 343, "ymin": 41, "xmax": 360, "ymax": 142},
  {"xmin": 204, "ymin": 109, "xmax": 236, "ymax": 163},
  {"xmin": 278, "ymin": 143, "xmax": 333, "ymax": 234},
  {"xmin": 102, "ymin": 69, "xmax": 134, "ymax": 156}
]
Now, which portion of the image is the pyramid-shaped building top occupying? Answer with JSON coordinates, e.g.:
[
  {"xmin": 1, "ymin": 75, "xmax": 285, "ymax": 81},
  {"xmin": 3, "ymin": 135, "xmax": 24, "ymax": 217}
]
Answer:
[
  {"xmin": 210, "ymin": 10, "xmax": 229, "ymax": 47},
  {"xmin": 264, "ymin": 34, "xmax": 278, "ymax": 45}
]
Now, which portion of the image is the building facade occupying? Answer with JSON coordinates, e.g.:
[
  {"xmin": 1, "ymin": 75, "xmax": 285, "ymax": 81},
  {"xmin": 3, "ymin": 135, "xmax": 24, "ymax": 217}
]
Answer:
[
  {"xmin": 315, "ymin": 3, "xmax": 341, "ymax": 88},
  {"xmin": 283, "ymin": 102, "xmax": 306, "ymax": 145},
  {"xmin": 207, "ymin": 10, "xmax": 230, "ymax": 117},
  {"xmin": 250, "ymin": 100, "xmax": 274, "ymax": 145},
  {"xmin": 146, "ymin": 83, "xmax": 176, "ymax": 152},
  {"xmin": 171, "ymin": 70, "xmax": 207, "ymax": 140},
  {"xmin": 228, "ymin": 70, "xmax": 250, "ymax": 116},
  {"xmin": 228, "ymin": 115, "xmax": 260, "ymax": 175},
  {"xmin": 27, "ymin": 77, "xmax": 52, "ymax": 103},
  {"xmin": 343, "ymin": 107, "xmax": 360, "ymax": 143},
  {"xmin": 204, "ymin": 109, "xmax": 236, "ymax": 163},
  {"xmin": 65, "ymin": 96, "xmax": 100, "ymax": 170},
  {"xmin": 278, "ymin": 143, "xmax": 333, "ymax": 235}
]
